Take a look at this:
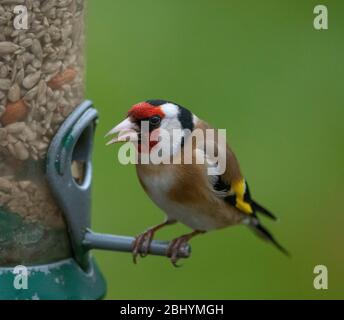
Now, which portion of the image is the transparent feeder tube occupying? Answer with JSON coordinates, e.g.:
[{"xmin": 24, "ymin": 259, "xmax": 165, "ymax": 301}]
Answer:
[{"xmin": 0, "ymin": 0, "xmax": 85, "ymax": 266}]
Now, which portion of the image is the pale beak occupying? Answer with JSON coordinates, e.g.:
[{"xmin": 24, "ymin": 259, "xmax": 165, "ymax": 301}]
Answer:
[{"xmin": 105, "ymin": 117, "xmax": 138, "ymax": 146}]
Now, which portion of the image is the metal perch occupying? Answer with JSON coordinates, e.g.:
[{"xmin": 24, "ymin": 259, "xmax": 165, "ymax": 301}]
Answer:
[{"xmin": 83, "ymin": 230, "xmax": 190, "ymax": 258}]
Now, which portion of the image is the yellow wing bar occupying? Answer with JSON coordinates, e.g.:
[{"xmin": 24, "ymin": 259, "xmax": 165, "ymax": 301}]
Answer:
[{"xmin": 230, "ymin": 179, "xmax": 253, "ymax": 214}]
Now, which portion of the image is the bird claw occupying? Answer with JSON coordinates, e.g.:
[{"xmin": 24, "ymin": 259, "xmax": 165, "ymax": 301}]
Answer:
[
  {"xmin": 132, "ymin": 229, "xmax": 155, "ymax": 264},
  {"xmin": 167, "ymin": 236, "xmax": 190, "ymax": 267}
]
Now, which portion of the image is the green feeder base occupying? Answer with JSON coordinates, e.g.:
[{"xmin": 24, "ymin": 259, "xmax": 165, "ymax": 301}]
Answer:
[{"xmin": 0, "ymin": 257, "xmax": 106, "ymax": 300}]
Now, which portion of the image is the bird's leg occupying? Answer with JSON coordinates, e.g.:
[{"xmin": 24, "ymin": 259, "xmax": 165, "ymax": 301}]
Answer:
[
  {"xmin": 132, "ymin": 220, "xmax": 176, "ymax": 263},
  {"xmin": 167, "ymin": 230, "xmax": 206, "ymax": 267}
]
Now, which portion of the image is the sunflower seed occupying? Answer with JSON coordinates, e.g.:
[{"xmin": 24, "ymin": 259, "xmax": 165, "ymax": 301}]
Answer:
[
  {"xmin": 8, "ymin": 83, "xmax": 21, "ymax": 102},
  {"xmin": 23, "ymin": 85, "xmax": 38, "ymax": 101},
  {"xmin": 0, "ymin": 42, "xmax": 19, "ymax": 55},
  {"xmin": 0, "ymin": 79, "xmax": 11, "ymax": 90},
  {"xmin": 5, "ymin": 122, "xmax": 26, "ymax": 134},
  {"xmin": 22, "ymin": 71, "xmax": 41, "ymax": 89},
  {"xmin": 13, "ymin": 141, "xmax": 29, "ymax": 160},
  {"xmin": 31, "ymin": 39, "xmax": 43, "ymax": 61}
]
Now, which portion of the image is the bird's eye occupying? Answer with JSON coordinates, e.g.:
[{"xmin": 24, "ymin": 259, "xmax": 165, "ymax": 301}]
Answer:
[{"xmin": 149, "ymin": 116, "xmax": 161, "ymax": 126}]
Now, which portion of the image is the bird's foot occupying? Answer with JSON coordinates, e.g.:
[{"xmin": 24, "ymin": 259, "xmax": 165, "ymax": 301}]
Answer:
[
  {"xmin": 132, "ymin": 229, "xmax": 155, "ymax": 263},
  {"xmin": 132, "ymin": 220, "xmax": 175, "ymax": 264},
  {"xmin": 167, "ymin": 230, "xmax": 205, "ymax": 267}
]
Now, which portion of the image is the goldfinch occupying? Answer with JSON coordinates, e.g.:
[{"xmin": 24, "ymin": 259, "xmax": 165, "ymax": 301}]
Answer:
[{"xmin": 106, "ymin": 100, "xmax": 288, "ymax": 266}]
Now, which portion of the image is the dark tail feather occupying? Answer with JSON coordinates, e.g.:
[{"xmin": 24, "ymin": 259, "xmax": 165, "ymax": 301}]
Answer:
[
  {"xmin": 251, "ymin": 200, "xmax": 277, "ymax": 221},
  {"xmin": 249, "ymin": 219, "xmax": 290, "ymax": 256}
]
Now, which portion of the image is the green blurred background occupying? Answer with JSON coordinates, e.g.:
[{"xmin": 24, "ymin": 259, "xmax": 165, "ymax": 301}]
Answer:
[{"xmin": 86, "ymin": 0, "xmax": 344, "ymax": 299}]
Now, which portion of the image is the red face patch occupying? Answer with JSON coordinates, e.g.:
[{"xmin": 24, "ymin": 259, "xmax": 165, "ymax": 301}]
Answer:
[{"xmin": 128, "ymin": 102, "xmax": 165, "ymax": 120}]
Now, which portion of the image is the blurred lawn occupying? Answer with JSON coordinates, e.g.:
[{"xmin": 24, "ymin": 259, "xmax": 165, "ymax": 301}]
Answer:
[{"xmin": 86, "ymin": 0, "xmax": 344, "ymax": 299}]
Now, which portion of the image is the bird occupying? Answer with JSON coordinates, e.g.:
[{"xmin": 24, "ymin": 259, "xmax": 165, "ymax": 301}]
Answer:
[{"xmin": 106, "ymin": 99, "xmax": 288, "ymax": 266}]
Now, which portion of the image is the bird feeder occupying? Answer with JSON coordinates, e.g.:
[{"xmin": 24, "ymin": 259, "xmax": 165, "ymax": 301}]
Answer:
[{"xmin": 0, "ymin": 0, "xmax": 189, "ymax": 300}]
